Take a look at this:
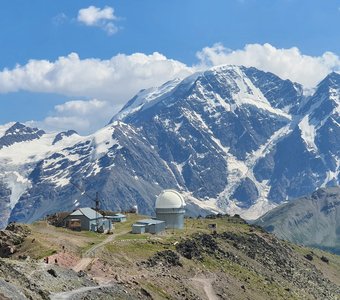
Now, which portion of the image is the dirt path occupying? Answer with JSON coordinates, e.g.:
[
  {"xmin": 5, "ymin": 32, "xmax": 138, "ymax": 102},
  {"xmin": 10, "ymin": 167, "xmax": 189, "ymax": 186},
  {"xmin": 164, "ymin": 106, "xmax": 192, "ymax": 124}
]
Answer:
[
  {"xmin": 72, "ymin": 234, "xmax": 116, "ymax": 272},
  {"xmin": 50, "ymin": 284, "xmax": 113, "ymax": 300},
  {"xmin": 72, "ymin": 258, "xmax": 93, "ymax": 273},
  {"xmin": 85, "ymin": 234, "xmax": 116, "ymax": 257},
  {"xmin": 191, "ymin": 277, "xmax": 218, "ymax": 300}
]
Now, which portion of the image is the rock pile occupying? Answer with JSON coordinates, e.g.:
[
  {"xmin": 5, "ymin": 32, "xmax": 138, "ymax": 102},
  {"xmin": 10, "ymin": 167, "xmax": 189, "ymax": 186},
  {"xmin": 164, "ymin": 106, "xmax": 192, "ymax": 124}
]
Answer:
[
  {"xmin": 144, "ymin": 250, "xmax": 182, "ymax": 267},
  {"xmin": 0, "ymin": 223, "xmax": 30, "ymax": 257}
]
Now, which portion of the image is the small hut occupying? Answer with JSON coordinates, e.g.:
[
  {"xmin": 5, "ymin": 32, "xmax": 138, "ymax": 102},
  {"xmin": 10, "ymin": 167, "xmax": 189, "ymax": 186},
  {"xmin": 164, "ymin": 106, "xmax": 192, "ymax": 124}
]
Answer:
[{"xmin": 63, "ymin": 207, "xmax": 111, "ymax": 232}]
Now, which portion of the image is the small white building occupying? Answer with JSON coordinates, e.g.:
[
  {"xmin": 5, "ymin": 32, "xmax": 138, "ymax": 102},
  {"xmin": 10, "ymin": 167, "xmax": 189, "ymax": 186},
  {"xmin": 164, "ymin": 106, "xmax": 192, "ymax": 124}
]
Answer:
[
  {"xmin": 155, "ymin": 190, "xmax": 186, "ymax": 229},
  {"xmin": 107, "ymin": 213, "xmax": 127, "ymax": 223},
  {"xmin": 132, "ymin": 219, "xmax": 166, "ymax": 234}
]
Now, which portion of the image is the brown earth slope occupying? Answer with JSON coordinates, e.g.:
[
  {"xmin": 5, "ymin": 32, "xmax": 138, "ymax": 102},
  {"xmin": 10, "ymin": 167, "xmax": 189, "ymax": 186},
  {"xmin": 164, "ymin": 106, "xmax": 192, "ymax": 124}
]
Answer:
[{"xmin": 0, "ymin": 214, "xmax": 339, "ymax": 300}]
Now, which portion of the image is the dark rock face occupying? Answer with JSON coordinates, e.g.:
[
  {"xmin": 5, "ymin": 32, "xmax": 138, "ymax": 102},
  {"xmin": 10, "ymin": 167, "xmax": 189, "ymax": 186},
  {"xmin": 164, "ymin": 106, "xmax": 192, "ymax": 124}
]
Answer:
[
  {"xmin": 243, "ymin": 67, "xmax": 304, "ymax": 113},
  {"xmin": 0, "ymin": 183, "xmax": 11, "ymax": 229},
  {"xmin": 52, "ymin": 130, "xmax": 77, "ymax": 145},
  {"xmin": 0, "ymin": 224, "xmax": 30, "ymax": 257},
  {"xmin": 0, "ymin": 123, "xmax": 45, "ymax": 149},
  {"xmin": 232, "ymin": 177, "xmax": 259, "ymax": 208}
]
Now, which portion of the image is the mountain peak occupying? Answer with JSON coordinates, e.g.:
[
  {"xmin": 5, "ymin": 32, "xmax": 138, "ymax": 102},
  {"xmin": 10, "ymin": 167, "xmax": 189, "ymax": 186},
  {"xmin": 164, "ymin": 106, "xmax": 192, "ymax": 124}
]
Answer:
[
  {"xmin": 111, "ymin": 78, "xmax": 182, "ymax": 122},
  {"xmin": 0, "ymin": 122, "xmax": 46, "ymax": 149},
  {"xmin": 111, "ymin": 65, "xmax": 300, "ymax": 123},
  {"xmin": 316, "ymin": 71, "xmax": 340, "ymax": 89}
]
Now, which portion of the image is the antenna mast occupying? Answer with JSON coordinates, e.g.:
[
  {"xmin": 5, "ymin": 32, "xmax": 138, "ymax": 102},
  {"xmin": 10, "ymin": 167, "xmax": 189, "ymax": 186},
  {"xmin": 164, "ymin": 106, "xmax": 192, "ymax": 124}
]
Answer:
[
  {"xmin": 95, "ymin": 192, "xmax": 99, "ymax": 230},
  {"xmin": 70, "ymin": 181, "xmax": 101, "ymax": 232}
]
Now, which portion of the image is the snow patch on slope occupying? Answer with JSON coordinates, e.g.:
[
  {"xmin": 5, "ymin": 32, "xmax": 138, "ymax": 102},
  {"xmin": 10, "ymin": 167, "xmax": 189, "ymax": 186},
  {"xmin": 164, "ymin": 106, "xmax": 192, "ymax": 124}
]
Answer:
[
  {"xmin": 113, "ymin": 78, "xmax": 181, "ymax": 121},
  {"xmin": 298, "ymin": 115, "xmax": 317, "ymax": 152},
  {"xmin": 3, "ymin": 171, "xmax": 31, "ymax": 208},
  {"xmin": 322, "ymin": 157, "xmax": 340, "ymax": 187},
  {"xmin": 94, "ymin": 125, "xmax": 119, "ymax": 159},
  {"xmin": 182, "ymin": 191, "xmax": 223, "ymax": 215},
  {"xmin": 0, "ymin": 130, "xmax": 82, "ymax": 206},
  {"xmin": 232, "ymin": 67, "xmax": 291, "ymax": 119},
  {"xmin": 0, "ymin": 122, "xmax": 15, "ymax": 138},
  {"xmin": 227, "ymin": 198, "xmax": 277, "ymax": 220},
  {"xmin": 214, "ymin": 122, "xmax": 294, "ymax": 219},
  {"xmin": 0, "ymin": 133, "xmax": 82, "ymax": 165}
]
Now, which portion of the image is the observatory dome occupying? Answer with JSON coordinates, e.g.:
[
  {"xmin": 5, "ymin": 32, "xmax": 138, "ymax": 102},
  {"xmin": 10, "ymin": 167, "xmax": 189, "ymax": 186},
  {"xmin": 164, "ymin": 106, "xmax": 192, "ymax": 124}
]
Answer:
[{"xmin": 155, "ymin": 189, "xmax": 186, "ymax": 209}]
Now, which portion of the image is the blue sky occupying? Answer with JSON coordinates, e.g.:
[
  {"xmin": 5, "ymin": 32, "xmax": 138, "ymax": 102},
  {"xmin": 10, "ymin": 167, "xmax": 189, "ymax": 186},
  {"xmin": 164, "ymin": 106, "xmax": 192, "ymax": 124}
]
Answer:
[{"xmin": 0, "ymin": 0, "xmax": 340, "ymax": 133}]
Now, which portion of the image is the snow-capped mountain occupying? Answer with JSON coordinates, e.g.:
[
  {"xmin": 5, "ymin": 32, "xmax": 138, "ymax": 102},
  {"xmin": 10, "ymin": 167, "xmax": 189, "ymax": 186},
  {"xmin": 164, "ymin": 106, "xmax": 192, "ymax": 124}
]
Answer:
[
  {"xmin": 0, "ymin": 65, "xmax": 339, "ymax": 227},
  {"xmin": 0, "ymin": 122, "xmax": 81, "ymax": 227}
]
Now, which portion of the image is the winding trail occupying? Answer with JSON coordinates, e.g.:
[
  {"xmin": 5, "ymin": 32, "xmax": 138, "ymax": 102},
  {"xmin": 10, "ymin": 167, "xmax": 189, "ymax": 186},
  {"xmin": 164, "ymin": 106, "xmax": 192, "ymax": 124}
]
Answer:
[
  {"xmin": 72, "ymin": 233, "xmax": 116, "ymax": 272},
  {"xmin": 50, "ymin": 284, "xmax": 113, "ymax": 300},
  {"xmin": 51, "ymin": 230, "xmax": 130, "ymax": 299}
]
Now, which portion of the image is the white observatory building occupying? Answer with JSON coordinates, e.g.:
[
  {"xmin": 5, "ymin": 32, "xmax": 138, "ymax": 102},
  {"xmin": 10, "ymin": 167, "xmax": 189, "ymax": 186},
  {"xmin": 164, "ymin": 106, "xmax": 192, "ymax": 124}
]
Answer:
[{"xmin": 155, "ymin": 189, "xmax": 186, "ymax": 229}]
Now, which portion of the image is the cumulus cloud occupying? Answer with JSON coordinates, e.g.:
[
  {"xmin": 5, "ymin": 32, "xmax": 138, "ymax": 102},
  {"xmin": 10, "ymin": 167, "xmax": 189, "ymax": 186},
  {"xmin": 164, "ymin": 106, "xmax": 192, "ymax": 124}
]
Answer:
[
  {"xmin": 196, "ymin": 43, "xmax": 340, "ymax": 88},
  {"xmin": 77, "ymin": 6, "xmax": 119, "ymax": 35},
  {"xmin": 7, "ymin": 52, "xmax": 192, "ymax": 134},
  {"xmin": 2, "ymin": 43, "xmax": 340, "ymax": 134},
  {"xmin": 0, "ymin": 52, "xmax": 193, "ymax": 104},
  {"xmin": 28, "ymin": 99, "xmax": 115, "ymax": 134}
]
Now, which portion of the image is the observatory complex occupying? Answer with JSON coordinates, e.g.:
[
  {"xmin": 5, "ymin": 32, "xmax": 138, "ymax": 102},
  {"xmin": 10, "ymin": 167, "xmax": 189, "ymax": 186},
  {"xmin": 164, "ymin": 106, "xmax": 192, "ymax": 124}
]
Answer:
[{"xmin": 155, "ymin": 189, "xmax": 186, "ymax": 229}]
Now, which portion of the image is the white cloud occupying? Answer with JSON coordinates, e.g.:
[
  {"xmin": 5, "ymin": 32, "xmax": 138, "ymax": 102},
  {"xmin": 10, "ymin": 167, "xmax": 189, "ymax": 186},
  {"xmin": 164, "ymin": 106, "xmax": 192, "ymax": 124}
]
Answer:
[
  {"xmin": 77, "ymin": 6, "xmax": 119, "ymax": 35},
  {"xmin": 28, "ymin": 99, "xmax": 115, "ymax": 134},
  {"xmin": 196, "ymin": 43, "xmax": 340, "ymax": 88},
  {"xmin": 7, "ymin": 52, "xmax": 192, "ymax": 134},
  {"xmin": 0, "ymin": 52, "xmax": 193, "ymax": 104},
  {"xmin": 2, "ymin": 43, "xmax": 340, "ymax": 134},
  {"xmin": 54, "ymin": 99, "xmax": 106, "ymax": 115}
]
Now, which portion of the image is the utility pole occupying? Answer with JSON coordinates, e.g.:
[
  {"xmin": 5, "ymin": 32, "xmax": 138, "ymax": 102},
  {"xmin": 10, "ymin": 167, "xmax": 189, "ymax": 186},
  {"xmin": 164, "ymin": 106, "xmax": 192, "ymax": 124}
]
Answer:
[
  {"xmin": 70, "ymin": 181, "xmax": 101, "ymax": 232},
  {"xmin": 95, "ymin": 192, "xmax": 99, "ymax": 231}
]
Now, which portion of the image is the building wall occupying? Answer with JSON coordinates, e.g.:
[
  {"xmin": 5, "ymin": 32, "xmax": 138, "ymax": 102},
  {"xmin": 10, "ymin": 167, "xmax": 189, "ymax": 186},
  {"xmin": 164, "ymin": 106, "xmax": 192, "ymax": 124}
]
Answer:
[
  {"xmin": 132, "ymin": 225, "xmax": 146, "ymax": 234},
  {"xmin": 148, "ymin": 222, "xmax": 166, "ymax": 234},
  {"xmin": 64, "ymin": 216, "xmax": 111, "ymax": 232},
  {"xmin": 156, "ymin": 208, "xmax": 185, "ymax": 229},
  {"xmin": 64, "ymin": 215, "xmax": 91, "ymax": 231},
  {"xmin": 90, "ymin": 218, "xmax": 111, "ymax": 232}
]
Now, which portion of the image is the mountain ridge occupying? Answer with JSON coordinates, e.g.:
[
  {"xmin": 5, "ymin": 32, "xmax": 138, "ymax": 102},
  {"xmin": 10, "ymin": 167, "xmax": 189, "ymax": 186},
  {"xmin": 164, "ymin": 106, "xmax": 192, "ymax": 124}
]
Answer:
[
  {"xmin": 255, "ymin": 186, "xmax": 340, "ymax": 255},
  {"xmin": 0, "ymin": 64, "xmax": 339, "ymax": 226}
]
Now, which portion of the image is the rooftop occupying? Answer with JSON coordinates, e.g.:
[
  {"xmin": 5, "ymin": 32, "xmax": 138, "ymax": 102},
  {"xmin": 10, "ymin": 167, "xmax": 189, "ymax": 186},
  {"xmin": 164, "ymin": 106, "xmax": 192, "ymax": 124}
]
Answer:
[
  {"xmin": 155, "ymin": 189, "xmax": 186, "ymax": 209},
  {"xmin": 136, "ymin": 219, "xmax": 165, "ymax": 225},
  {"xmin": 69, "ymin": 207, "xmax": 103, "ymax": 220},
  {"xmin": 113, "ymin": 213, "xmax": 126, "ymax": 217}
]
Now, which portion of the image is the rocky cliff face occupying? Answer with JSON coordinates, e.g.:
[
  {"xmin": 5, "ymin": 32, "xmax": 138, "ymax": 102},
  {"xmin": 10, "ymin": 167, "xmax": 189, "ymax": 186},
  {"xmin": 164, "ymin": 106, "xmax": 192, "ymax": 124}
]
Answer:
[
  {"xmin": 255, "ymin": 186, "xmax": 340, "ymax": 254},
  {"xmin": 111, "ymin": 66, "xmax": 339, "ymax": 217},
  {"xmin": 0, "ymin": 66, "xmax": 339, "ymax": 226}
]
